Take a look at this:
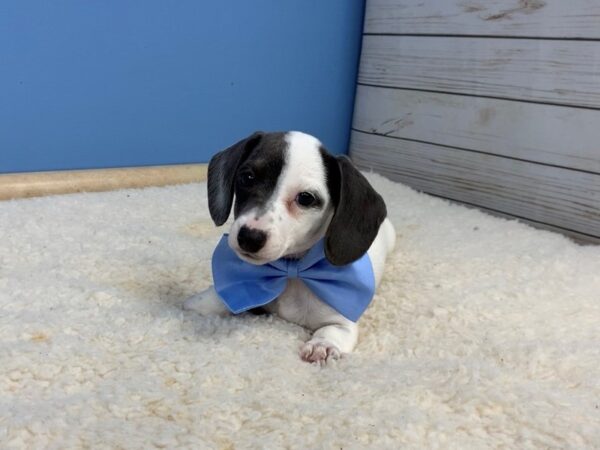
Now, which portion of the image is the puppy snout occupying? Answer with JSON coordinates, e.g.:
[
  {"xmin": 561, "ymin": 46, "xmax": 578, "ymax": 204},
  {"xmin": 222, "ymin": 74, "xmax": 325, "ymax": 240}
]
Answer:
[{"xmin": 237, "ymin": 226, "xmax": 267, "ymax": 253}]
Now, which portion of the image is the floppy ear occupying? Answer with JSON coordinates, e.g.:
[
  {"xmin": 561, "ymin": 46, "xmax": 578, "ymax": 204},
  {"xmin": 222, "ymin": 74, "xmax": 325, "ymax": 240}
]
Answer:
[
  {"xmin": 324, "ymin": 155, "xmax": 387, "ymax": 266},
  {"xmin": 207, "ymin": 132, "xmax": 263, "ymax": 226}
]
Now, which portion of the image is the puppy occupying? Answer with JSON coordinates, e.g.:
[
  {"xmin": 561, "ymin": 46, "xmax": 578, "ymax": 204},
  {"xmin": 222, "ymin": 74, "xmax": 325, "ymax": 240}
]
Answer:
[{"xmin": 184, "ymin": 131, "xmax": 396, "ymax": 363}]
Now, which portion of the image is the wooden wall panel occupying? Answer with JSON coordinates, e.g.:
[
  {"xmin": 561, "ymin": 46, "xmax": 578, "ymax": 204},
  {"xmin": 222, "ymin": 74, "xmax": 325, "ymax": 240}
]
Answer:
[
  {"xmin": 364, "ymin": 0, "xmax": 600, "ymax": 38},
  {"xmin": 353, "ymin": 84, "xmax": 600, "ymax": 174},
  {"xmin": 351, "ymin": 131, "xmax": 600, "ymax": 240},
  {"xmin": 359, "ymin": 35, "xmax": 600, "ymax": 108},
  {"xmin": 351, "ymin": 0, "xmax": 600, "ymax": 241}
]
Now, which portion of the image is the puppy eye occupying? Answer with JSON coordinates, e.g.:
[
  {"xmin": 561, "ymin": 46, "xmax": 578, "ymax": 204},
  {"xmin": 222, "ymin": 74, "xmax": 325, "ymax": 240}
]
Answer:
[
  {"xmin": 296, "ymin": 192, "xmax": 316, "ymax": 207},
  {"xmin": 238, "ymin": 171, "xmax": 255, "ymax": 188}
]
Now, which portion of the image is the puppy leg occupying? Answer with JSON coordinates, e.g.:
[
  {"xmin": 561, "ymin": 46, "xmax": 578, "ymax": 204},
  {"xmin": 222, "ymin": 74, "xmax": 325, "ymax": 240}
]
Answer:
[
  {"xmin": 367, "ymin": 218, "xmax": 396, "ymax": 286},
  {"xmin": 183, "ymin": 286, "xmax": 229, "ymax": 316},
  {"xmin": 300, "ymin": 322, "xmax": 358, "ymax": 364}
]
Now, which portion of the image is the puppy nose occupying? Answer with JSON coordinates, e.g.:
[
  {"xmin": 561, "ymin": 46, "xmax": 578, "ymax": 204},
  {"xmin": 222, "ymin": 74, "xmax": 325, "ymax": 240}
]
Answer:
[{"xmin": 237, "ymin": 226, "xmax": 267, "ymax": 253}]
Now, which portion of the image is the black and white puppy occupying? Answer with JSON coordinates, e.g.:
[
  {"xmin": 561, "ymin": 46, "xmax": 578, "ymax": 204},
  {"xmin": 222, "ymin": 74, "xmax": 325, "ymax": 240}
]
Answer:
[{"xmin": 184, "ymin": 131, "xmax": 396, "ymax": 363}]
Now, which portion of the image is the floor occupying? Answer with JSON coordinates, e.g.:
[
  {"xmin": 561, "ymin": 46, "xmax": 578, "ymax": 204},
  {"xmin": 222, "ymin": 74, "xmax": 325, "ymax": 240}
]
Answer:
[{"xmin": 1, "ymin": 175, "xmax": 599, "ymax": 448}]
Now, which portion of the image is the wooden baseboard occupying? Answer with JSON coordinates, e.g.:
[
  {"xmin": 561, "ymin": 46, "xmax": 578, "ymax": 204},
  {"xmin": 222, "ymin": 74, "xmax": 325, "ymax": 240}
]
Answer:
[{"xmin": 0, "ymin": 164, "xmax": 207, "ymax": 201}]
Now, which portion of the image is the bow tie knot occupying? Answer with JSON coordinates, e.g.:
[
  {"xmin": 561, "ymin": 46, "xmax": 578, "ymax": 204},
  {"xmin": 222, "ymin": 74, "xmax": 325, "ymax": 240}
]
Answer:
[
  {"xmin": 211, "ymin": 234, "xmax": 376, "ymax": 322},
  {"xmin": 286, "ymin": 259, "xmax": 300, "ymax": 279}
]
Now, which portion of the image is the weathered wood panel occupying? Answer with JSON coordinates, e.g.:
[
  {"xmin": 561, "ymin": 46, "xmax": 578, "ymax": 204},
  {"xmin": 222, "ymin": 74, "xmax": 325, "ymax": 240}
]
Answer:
[
  {"xmin": 350, "ymin": 130, "xmax": 600, "ymax": 240},
  {"xmin": 356, "ymin": 0, "xmax": 600, "ymax": 242},
  {"xmin": 359, "ymin": 35, "xmax": 600, "ymax": 108},
  {"xmin": 353, "ymin": 84, "xmax": 600, "ymax": 173},
  {"xmin": 364, "ymin": 0, "xmax": 600, "ymax": 38}
]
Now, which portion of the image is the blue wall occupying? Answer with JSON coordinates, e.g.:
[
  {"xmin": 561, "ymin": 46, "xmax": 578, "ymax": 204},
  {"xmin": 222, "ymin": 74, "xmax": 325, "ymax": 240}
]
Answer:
[{"xmin": 0, "ymin": 1, "xmax": 364, "ymax": 173}]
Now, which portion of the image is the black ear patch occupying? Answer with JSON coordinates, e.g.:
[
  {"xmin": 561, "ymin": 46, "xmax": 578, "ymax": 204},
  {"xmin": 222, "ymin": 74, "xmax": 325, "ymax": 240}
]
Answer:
[
  {"xmin": 322, "ymin": 153, "xmax": 387, "ymax": 266},
  {"xmin": 207, "ymin": 132, "xmax": 263, "ymax": 226}
]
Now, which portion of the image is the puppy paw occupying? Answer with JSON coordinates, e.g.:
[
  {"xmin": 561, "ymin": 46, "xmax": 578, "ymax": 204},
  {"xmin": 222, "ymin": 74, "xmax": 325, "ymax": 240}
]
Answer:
[
  {"xmin": 182, "ymin": 294, "xmax": 204, "ymax": 312},
  {"xmin": 182, "ymin": 287, "xmax": 229, "ymax": 316},
  {"xmin": 299, "ymin": 341, "xmax": 341, "ymax": 364}
]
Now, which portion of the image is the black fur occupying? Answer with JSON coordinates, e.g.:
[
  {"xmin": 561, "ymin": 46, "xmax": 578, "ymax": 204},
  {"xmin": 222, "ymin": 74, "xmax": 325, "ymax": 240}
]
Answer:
[
  {"xmin": 207, "ymin": 132, "xmax": 263, "ymax": 226},
  {"xmin": 320, "ymin": 151, "xmax": 387, "ymax": 266},
  {"xmin": 207, "ymin": 131, "xmax": 286, "ymax": 225},
  {"xmin": 232, "ymin": 133, "xmax": 286, "ymax": 219}
]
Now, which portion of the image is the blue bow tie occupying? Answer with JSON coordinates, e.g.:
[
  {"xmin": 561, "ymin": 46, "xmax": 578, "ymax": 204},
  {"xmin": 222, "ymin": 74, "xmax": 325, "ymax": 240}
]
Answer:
[{"xmin": 211, "ymin": 234, "xmax": 375, "ymax": 322}]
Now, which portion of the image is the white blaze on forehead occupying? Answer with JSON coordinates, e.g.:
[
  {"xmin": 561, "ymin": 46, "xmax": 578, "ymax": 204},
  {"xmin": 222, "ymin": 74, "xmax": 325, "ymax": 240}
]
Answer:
[{"xmin": 280, "ymin": 131, "xmax": 328, "ymax": 199}]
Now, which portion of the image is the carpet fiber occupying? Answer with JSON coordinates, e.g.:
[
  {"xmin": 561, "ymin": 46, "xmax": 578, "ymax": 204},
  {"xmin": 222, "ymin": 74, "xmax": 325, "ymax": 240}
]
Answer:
[{"xmin": 1, "ymin": 175, "xmax": 599, "ymax": 449}]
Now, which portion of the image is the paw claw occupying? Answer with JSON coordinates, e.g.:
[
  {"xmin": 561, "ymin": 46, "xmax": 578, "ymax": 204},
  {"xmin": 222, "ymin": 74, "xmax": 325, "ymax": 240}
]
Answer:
[
  {"xmin": 299, "ymin": 343, "xmax": 314, "ymax": 361},
  {"xmin": 326, "ymin": 346, "xmax": 341, "ymax": 360}
]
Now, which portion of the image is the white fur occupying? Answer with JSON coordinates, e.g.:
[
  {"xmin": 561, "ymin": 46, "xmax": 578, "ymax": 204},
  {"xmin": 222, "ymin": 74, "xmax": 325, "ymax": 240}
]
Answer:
[{"xmin": 184, "ymin": 131, "xmax": 396, "ymax": 362}]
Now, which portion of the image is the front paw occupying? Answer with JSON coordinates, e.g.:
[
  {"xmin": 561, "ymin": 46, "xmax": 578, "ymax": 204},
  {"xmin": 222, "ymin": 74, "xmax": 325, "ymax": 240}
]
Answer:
[
  {"xmin": 182, "ymin": 287, "xmax": 229, "ymax": 316},
  {"xmin": 183, "ymin": 294, "xmax": 204, "ymax": 312},
  {"xmin": 299, "ymin": 340, "xmax": 341, "ymax": 364}
]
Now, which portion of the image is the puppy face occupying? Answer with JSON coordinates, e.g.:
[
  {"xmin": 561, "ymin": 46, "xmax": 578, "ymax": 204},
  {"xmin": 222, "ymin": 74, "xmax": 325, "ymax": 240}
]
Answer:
[
  {"xmin": 222, "ymin": 131, "xmax": 333, "ymax": 264},
  {"xmin": 208, "ymin": 131, "xmax": 387, "ymax": 266}
]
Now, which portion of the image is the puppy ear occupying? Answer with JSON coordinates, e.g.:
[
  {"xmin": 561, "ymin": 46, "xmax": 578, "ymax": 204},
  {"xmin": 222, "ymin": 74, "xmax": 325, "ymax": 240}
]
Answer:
[
  {"xmin": 207, "ymin": 132, "xmax": 263, "ymax": 226},
  {"xmin": 324, "ymin": 155, "xmax": 387, "ymax": 266}
]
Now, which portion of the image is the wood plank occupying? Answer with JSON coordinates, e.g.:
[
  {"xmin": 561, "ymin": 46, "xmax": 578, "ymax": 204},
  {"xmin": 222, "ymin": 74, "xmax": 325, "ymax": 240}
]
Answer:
[
  {"xmin": 364, "ymin": 0, "xmax": 600, "ymax": 39},
  {"xmin": 353, "ymin": 84, "xmax": 600, "ymax": 173},
  {"xmin": 359, "ymin": 35, "xmax": 600, "ymax": 108},
  {"xmin": 0, "ymin": 164, "xmax": 207, "ymax": 201},
  {"xmin": 350, "ymin": 130, "xmax": 600, "ymax": 240}
]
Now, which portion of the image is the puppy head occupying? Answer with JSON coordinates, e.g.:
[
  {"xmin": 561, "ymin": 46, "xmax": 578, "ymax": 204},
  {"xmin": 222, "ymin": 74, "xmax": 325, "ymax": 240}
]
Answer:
[{"xmin": 208, "ymin": 131, "xmax": 386, "ymax": 266}]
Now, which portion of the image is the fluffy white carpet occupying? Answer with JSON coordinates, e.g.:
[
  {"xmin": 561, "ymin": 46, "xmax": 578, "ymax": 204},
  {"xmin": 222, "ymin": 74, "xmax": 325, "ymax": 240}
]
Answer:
[{"xmin": 1, "ymin": 174, "xmax": 599, "ymax": 449}]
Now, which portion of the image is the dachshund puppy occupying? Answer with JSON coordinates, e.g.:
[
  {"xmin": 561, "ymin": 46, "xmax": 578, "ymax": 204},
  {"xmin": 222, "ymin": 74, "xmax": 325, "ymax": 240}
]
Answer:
[{"xmin": 184, "ymin": 131, "xmax": 396, "ymax": 363}]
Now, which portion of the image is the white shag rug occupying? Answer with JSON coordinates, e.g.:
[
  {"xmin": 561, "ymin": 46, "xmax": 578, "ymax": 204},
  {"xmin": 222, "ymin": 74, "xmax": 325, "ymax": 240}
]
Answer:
[{"xmin": 1, "ymin": 175, "xmax": 599, "ymax": 449}]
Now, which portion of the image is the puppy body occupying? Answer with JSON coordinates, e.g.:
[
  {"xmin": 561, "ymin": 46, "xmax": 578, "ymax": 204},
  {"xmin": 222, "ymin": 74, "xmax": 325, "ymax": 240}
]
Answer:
[
  {"xmin": 185, "ymin": 218, "xmax": 395, "ymax": 361},
  {"xmin": 184, "ymin": 131, "xmax": 396, "ymax": 362}
]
